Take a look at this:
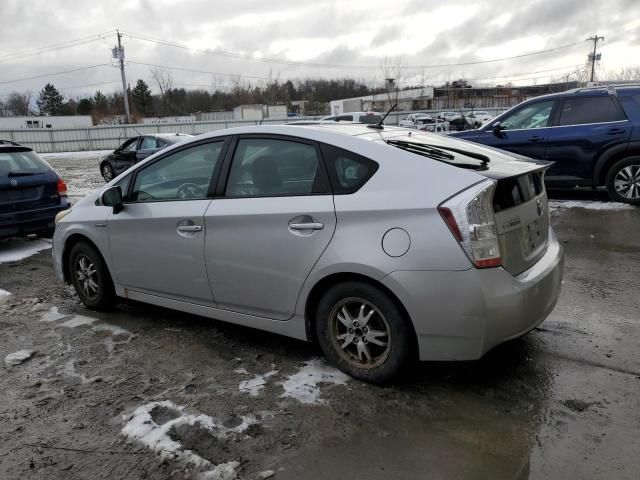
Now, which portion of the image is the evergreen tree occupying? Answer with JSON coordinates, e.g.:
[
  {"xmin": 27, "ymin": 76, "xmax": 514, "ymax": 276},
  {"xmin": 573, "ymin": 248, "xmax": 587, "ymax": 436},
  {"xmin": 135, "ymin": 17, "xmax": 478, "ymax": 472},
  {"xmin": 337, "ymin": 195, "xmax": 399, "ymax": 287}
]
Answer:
[
  {"xmin": 77, "ymin": 98, "xmax": 94, "ymax": 115},
  {"xmin": 93, "ymin": 90, "xmax": 109, "ymax": 114},
  {"xmin": 131, "ymin": 79, "xmax": 152, "ymax": 115},
  {"xmin": 36, "ymin": 83, "xmax": 64, "ymax": 115}
]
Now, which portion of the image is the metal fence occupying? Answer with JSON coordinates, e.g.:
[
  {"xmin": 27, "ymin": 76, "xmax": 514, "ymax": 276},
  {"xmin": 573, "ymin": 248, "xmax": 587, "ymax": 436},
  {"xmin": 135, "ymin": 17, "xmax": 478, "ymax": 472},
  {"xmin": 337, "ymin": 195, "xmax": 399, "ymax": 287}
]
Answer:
[{"xmin": 0, "ymin": 108, "xmax": 508, "ymax": 153}]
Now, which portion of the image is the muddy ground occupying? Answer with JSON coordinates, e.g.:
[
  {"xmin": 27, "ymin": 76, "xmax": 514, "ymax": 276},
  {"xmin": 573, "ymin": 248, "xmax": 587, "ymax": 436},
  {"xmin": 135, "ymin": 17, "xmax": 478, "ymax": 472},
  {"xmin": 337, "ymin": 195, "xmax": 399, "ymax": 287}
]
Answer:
[{"xmin": 0, "ymin": 154, "xmax": 639, "ymax": 479}]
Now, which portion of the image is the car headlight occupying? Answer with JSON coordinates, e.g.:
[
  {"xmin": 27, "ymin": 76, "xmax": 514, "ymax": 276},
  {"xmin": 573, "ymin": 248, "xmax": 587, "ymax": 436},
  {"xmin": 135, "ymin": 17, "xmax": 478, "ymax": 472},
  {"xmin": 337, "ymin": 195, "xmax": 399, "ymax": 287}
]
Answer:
[{"xmin": 55, "ymin": 209, "xmax": 72, "ymax": 224}]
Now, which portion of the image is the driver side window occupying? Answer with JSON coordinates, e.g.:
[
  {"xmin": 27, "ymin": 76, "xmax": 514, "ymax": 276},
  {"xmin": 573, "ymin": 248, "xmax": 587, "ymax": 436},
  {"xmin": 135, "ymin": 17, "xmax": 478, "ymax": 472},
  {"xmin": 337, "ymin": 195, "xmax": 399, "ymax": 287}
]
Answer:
[
  {"xmin": 130, "ymin": 141, "xmax": 223, "ymax": 202},
  {"xmin": 499, "ymin": 100, "xmax": 555, "ymax": 130}
]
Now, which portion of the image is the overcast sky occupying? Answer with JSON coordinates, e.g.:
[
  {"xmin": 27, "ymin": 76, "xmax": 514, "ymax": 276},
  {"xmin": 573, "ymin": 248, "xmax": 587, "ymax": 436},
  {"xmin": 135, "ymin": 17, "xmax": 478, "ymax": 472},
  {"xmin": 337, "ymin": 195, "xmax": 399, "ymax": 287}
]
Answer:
[{"xmin": 2, "ymin": 0, "xmax": 640, "ymax": 99}]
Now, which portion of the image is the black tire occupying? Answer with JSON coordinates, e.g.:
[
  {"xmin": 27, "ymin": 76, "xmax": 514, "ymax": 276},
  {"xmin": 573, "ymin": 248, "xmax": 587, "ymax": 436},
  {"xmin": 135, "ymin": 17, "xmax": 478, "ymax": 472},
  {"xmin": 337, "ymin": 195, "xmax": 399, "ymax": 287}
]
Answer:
[
  {"xmin": 605, "ymin": 156, "xmax": 640, "ymax": 205},
  {"xmin": 101, "ymin": 162, "xmax": 115, "ymax": 182},
  {"xmin": 68, "ymin": 242, "xmax": 115, "ymax": 310},
  {"xmin": 315, "ymin": 281, "xmax": 413, "ymax": 384}
]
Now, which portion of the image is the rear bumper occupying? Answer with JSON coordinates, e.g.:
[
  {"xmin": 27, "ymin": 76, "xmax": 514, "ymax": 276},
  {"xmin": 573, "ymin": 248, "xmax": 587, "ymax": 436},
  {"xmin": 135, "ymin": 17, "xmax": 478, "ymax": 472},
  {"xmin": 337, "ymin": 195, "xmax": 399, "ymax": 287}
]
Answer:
[
  {"xmin": 0, "ymin": 199, "xmax": 71, "ymax": 239},
  {"xmin": 382, "ymin": 228, "xmax": 564, "ymax": 361}
]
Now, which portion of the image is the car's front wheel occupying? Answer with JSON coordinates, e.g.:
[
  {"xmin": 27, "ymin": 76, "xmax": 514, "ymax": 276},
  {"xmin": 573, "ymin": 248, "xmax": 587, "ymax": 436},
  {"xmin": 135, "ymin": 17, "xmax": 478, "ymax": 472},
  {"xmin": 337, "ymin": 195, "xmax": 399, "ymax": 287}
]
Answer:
[
  {"xmin": 69, "ymin": 242, "xmax": 115, "ymax": 310},
  {"xmin": 315, "ymin": 281, "xmax": 413, "ymax": 383},
  {"xmin": 605, "ymin": 157, "xmax": 640, "ymax": 205},
  {"xmin": 101, "ymin": 162, "xmax": 115, "ymax": 182}
]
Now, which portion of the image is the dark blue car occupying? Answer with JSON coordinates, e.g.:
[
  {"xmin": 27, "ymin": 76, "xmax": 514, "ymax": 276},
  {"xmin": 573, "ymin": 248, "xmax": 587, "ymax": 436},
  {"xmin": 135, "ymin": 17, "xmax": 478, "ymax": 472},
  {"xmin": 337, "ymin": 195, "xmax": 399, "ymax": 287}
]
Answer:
[
  {"xmin": 449, "ymin": 85, "xmax": 640, "ymax": 204},
  {"xmin": 0, "ymin": 141, "xmax": 70, "ymax": 239}
]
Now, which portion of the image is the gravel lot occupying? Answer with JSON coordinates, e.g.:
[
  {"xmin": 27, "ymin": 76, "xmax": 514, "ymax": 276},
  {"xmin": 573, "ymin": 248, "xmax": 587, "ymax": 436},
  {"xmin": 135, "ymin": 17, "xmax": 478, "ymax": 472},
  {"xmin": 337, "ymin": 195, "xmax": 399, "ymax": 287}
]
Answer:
[{"xmin": 0, "ymin": 153, "xmax": 639, "ymax": 479}]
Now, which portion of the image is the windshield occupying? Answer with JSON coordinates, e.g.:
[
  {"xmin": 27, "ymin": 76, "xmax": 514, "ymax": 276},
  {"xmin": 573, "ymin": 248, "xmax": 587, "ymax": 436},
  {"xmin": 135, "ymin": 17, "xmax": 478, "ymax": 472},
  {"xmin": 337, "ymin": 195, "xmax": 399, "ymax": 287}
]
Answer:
[{"xmin": 0, "ymin": 149, "xmax": 50, "ymax": 176}]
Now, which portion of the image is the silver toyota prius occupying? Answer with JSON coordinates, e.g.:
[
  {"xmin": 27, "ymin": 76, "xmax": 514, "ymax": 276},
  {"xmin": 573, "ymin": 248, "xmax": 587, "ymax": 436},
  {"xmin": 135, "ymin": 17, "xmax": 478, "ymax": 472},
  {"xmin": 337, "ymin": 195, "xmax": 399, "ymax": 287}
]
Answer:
[{"xmin": 53, "ymin": 124, "xmax": 564, "ymax": 382}]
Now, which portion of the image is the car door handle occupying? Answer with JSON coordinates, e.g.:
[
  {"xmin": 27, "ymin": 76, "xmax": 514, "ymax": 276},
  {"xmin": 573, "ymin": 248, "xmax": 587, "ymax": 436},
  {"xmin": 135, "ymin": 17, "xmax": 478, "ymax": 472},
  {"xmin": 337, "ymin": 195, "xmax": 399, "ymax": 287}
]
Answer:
[
  {"xmin": 607, "ymin": 128, "xmax": 626, "ymax": 135},
  {"xmin": 177, "ymin": 225, "xmax": 202, "ymax": 233},
  {"xmin": 528, "ymin": 136, "xmax": 544, "ymax": 142},
  {"xmin": 289, "ymin": 222, "xmax": 324, "ymax": 231}
]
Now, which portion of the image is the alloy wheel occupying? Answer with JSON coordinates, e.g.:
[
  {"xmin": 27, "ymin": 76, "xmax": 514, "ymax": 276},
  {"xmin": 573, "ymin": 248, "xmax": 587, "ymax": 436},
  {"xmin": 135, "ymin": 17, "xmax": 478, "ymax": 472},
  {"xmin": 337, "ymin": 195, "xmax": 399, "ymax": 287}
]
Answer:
[
  {"xmin": 102, "ymin": 164, "xmax": 113, "ymax": 181},
  {"xmin": 328, "ymin": 297, "xmax": 392, "ymax": 369},
  {"xmin": 614, "ymin": 164, "xmax": 640, "ymax": 200},
  {"xmin": 75, "ymin": 254, "xmax": 99, "ymax": 299}
]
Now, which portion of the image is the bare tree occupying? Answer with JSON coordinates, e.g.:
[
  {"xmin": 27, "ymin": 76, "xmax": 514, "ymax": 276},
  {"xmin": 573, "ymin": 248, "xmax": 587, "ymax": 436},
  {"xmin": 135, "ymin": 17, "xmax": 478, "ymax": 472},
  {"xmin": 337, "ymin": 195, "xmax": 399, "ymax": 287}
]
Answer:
[
  {"xmin": 379, "ymin": 56, "xmax": 406, "ymax": 111},
  {"xmin": 4, "ymin": 92, "xmax": 32, "ymax": 116},
  {"xmin": 607, "ymin": 66, "xmax": 640, "ymax": 81},
  {"xmin": 151, "ymin": 68, "xmax": 174, "ymax": 114}
]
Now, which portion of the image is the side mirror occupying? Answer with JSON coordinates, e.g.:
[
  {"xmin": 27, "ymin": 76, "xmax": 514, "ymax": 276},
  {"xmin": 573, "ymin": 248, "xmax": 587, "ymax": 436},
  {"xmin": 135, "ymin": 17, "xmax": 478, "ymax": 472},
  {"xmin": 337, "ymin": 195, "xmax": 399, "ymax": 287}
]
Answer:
[
  {"xmin": 492, "ymin": 122, "xmax": 505, "ymax": 136},
  {"xmin": 102, "ymin": 186, "xmax": 124, "ymax": 214}
]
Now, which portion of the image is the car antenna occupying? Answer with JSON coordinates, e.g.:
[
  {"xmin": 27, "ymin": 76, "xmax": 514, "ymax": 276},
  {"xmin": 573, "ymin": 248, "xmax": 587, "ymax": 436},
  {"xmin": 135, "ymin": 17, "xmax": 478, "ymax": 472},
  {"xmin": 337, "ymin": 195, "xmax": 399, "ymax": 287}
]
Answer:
[{"xmin": 367, "ymin": 103, "xmax": 397, "ymax": 130}]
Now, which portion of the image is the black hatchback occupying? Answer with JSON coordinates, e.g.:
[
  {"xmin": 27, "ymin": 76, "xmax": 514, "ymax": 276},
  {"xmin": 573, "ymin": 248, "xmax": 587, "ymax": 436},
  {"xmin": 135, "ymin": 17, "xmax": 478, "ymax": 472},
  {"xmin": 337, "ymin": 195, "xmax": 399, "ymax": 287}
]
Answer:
[
  {"xmin": 0, "ymin": 141, "xmax": 70, "ymax": 239},
  {"xmin": 99, "ymin": 133, "xmax": 192, "ymax": 181}
]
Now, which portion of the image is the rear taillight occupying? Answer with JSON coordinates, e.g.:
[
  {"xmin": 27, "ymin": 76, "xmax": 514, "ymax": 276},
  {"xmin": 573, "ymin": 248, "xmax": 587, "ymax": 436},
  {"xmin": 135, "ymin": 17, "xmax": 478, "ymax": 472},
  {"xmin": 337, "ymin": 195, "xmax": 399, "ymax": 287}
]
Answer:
[
  {"xmin": 438, "ymin": 181, "xmax": 501, "ymax": 268},
  {"xmin": 57, "ymin": 176, "xmax": 68, "ymax": 196}
]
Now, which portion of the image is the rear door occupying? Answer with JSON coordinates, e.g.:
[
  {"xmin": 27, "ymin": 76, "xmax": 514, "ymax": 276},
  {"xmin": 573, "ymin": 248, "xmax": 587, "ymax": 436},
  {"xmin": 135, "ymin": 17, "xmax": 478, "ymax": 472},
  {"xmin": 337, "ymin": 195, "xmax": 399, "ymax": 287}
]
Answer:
[
  {"xmin": 543, "ymin": 94, "xmax": 631, "ymax": 185},
  {"xmin": 107, "ymin": 139, "xmax": 228, "ymax": 303},
  {"xmin": 479, "ymin": 99, "xmax": 558, "ymax": 160},
  {"xmin": 204, "ymin": 135, "xmax": 336, "ymax": 320}
]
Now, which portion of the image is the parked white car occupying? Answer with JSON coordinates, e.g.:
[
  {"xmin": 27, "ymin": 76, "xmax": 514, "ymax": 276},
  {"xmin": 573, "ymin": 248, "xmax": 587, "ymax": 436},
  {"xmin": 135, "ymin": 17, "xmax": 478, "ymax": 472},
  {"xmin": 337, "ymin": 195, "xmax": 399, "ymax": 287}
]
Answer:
[
  {"xmin": 399, "ymin": 113, "xmax": 433, "ymax": 127},
  {"xmin": 466, "ymin": 111, "xmax": 494, "ymax": 128}
]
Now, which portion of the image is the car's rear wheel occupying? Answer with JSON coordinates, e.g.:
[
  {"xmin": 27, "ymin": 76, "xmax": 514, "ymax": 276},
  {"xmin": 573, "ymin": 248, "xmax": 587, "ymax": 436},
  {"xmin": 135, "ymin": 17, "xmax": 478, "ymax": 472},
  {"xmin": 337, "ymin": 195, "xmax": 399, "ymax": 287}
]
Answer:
[
  {"xmin": 69, "ymin": 242, "xmax": 115, "ymax": 310},
  {"xmin": 605, "ymin": 157, "xmax": 640, "ymax": 205},
  {"xmin": 315, "ymin": 281, "xmax": 412, "ymax": 383},
  {"xmin": 101, "ymin": 162, "xmax": 115, "ymax": 182}
]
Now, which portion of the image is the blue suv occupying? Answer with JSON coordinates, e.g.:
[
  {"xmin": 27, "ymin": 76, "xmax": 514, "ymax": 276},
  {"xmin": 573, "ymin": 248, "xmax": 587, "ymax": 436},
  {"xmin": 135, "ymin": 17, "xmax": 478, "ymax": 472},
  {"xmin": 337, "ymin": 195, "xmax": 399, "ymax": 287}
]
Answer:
[{"xmin": 449, "ymin": 85, "xmax": 640, "ymax": 204}]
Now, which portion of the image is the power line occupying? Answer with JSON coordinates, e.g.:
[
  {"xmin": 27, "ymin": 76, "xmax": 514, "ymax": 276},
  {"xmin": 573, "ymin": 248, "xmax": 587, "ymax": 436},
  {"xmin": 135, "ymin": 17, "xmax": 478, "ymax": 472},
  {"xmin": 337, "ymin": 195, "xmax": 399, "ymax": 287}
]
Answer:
[
  {"xmin": 127, "ymin": 60, "xmax": 277, "ymax": 81},
  {"xmin": 0, "ymin": 31, "xmax": 116, "ymax": 62},
  {"xmin": 0, "ymin": 64, "xmax": 110, "ymax": 85},
  {"xmin": 122, "ymin": 29, "xmax": 582, "ymax": 70}
]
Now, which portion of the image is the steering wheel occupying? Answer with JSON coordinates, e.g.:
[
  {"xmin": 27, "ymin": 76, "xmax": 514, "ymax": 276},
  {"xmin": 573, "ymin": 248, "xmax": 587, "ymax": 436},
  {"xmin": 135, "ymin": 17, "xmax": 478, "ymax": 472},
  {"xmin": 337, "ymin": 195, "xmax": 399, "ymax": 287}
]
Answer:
[{"xmin": 176, "ymin": 183, "xmax": 205, "ymax": 199}]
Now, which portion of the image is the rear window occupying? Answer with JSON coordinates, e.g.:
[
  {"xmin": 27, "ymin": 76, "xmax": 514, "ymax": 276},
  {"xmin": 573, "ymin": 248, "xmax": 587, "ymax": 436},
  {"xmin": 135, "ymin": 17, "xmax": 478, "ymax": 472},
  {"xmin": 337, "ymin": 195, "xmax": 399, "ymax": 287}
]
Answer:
[
  {"xmin": 0, "ymin": 150, "xmax": 50, "ymax": 176},
  {"xmin": 558, "ymin": 96, "xmax": 626, "ymax": 125},
  {"xmin": 493, "ymin": 172, "xmax": 544, "ymax": 212},
  {"xmin": 359, "ymin": 114, "xmax": 383, "ymax": 124},
  {"xmin": 319, "ymin": 143, "xmax": 378, "ymax": 193}
]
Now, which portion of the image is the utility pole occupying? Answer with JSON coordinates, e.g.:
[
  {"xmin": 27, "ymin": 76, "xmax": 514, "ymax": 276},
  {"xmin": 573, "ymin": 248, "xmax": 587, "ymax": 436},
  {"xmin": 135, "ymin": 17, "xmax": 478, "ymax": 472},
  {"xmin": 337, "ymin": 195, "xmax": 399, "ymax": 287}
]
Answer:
[
  {"xmin": 116, "ymin": 30, "xmax": 131, "ymax": 124},
  {"xmin": 587, "ymin": 34, "xmax": 604, "ymax": 82}
]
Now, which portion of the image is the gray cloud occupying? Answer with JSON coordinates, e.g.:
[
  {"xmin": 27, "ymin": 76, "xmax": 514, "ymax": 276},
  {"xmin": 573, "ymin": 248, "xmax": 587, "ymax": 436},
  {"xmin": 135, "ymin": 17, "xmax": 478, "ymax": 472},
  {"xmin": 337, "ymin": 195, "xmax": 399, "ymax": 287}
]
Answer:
[{"xmin": 1, "ymin": 0, "xmax": 639, "ymax": 99}]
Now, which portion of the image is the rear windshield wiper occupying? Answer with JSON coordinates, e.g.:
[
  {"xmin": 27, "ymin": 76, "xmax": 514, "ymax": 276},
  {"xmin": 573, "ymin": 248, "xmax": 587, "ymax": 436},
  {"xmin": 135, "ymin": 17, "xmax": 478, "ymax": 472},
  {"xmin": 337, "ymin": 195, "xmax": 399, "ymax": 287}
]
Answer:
[
  {"xmin": 386, "ymin": 140, "xmax": 490, "ymax": 166},
  {"xmin": 8, "ymin": 171, "xmax": 38, "ymax": 177}
]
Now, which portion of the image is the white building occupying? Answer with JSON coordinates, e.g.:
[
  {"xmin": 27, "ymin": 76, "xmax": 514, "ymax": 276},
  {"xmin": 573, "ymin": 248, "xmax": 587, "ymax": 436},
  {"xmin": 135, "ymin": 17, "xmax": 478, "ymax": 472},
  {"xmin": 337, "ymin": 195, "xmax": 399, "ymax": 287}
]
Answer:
[
  {"xmin": 141, "ymin": 115, "xmax": 196, "ymax": 124},
  {"xmin": 0, "ymin": 115, "xmax": 93, "ymax": 129},
  {"xmin": 233, "ymin": 104, "xmax": 288, "ymax": 120},
  {"xmin": 329, "ymin": 87, "xmax": 435, "ymax": 116}
]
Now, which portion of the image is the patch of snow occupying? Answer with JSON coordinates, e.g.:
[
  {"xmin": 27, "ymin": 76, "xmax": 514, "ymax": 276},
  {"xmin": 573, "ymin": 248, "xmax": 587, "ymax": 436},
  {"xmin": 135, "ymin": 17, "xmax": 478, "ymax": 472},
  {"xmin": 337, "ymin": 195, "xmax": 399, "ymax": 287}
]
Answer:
[
  {"xmin": 60, "ymin": 314, "xmax": 98, "ymax": 328},
  {"xmin": 0, "ymin": 289, "xmax": 10, "ymax": 304},
  {"xmin": 40, "ymin": 306, "xmax": 68, "ymax": 322},
  {"xmin": 40, "ymin": 150, "xmax": 112, "ymax": 160},
  {"xmin": 5, "ymin": 349, "xmax": 37, "ymax": 365},
  {"xmin": 256, "ymin": 470, "xmax": 276, "ymax": 479},
  {"xmin": 121, "ymin": 400, "xmax": 254, "ymax": 477},
  {"xmin": 92, "ymin": 323, "xmax": 131, "ymax": 336},
  {"xmin": 234, "ymin": 368, "xmax": 249, "ymax": 375},
  {"xmin": 57, "ymin": 359, "xmax": 101, "ymax": 384},
  {"xmin": 0, "ymin": 238, "xmax": 52, "ymax": 264},
  {"xmin": 238, "ymin": 370, "xmax": 278, "ymax": 397},
  {"xmin": 279, "ymin": 359, "xmax": 349, "ymax": 405},
  {"xmin": 549, "ymin": 200, "xmax": 635, "ymax": 211}
]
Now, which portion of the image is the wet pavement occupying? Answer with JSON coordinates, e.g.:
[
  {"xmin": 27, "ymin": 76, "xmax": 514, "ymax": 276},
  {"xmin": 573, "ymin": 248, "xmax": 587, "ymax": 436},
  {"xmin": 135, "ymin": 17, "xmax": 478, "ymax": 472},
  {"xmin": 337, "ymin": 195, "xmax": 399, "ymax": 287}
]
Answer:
[{"xmin": 0, "ymin": 154, "xmax": 638, "ymax": 479}]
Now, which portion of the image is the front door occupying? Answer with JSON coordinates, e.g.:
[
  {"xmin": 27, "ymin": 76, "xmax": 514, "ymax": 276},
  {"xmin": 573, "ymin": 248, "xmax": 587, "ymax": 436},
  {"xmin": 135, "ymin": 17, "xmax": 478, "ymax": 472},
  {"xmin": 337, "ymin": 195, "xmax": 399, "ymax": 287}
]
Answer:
[
  {"xmin": 478, "ymin": 99, "xmax": 558, "ymax": 160},
  {"xmin": 107, "ymin": 139, "xmax": 226, "ymax": 303},
  {"xmin": 204, "ymin": 136, "xmax": 336, "ymax": 320},
  {"xmin": 115, "ymin": 137, "xmax": 140, "ymax": 174}
]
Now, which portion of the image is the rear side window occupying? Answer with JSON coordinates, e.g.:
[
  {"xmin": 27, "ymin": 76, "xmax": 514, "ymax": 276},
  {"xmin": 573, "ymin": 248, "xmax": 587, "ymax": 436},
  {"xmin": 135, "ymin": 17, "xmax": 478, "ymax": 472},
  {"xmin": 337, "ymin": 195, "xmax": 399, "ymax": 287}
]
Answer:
[
  {"xmin": 0, "ymin": 150, "xmax": 50, "ymax": 176},
  {"xmin": 558, "ymin": 96, "xmax": 626, "ymax": 125},
  {"xmin": 319, "ymin": 144, "xmax": 378, "ymax": 194},
  {"xmin": 225, "ymin": 138, "xmax": 329, "ymax": 197}
]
